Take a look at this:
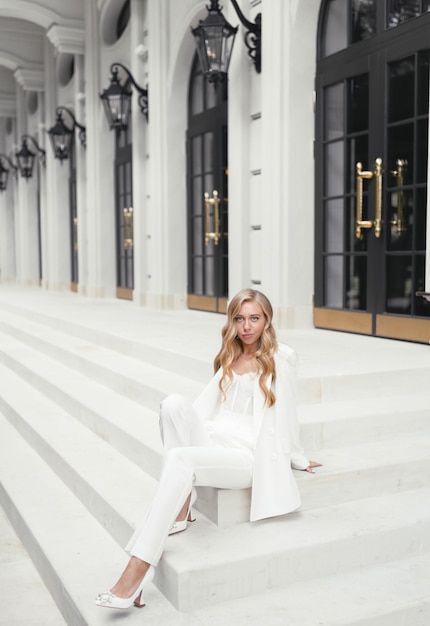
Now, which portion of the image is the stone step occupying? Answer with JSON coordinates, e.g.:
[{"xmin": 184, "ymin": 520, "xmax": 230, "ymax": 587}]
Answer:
[
  {"xmin": 0, "ymin": 508, "xmax": 67, "ymax": 626},
  {"xmin": 161, "ymin": 487, "xmax": 430, "ymax": 611},
  {"xmin": 0, "ymin": 317, "xmax": 428, "ymax": 461},
  {"xmin": 0, "ymin": 311, "xmax": 204, "ymax": 412},
  {"xmin": 2, "ymin": 410, "xmax": 430, "ymax": 616},
  {"xmin": 1, "ymin": 302, "xmax": 430, "ymax": 405},
  {"xmin": 1, "ymin": 328, "xmax": 429, "ymax": 525},
  {"xmin": 0, "ymin": 331, "xmax": 164, "ymax": 480},
  {"xmin": 169, "ymin": 553, "xmax": 430, "ymax": 626},
  {"xmin": 0, "ymin": 413, "xmax": 175, "ymax": 626},
  {"xmin": 299, "ymin": 392, "xmax": 430, "ymax": 451},
  {"xmin": 2, "ymin": 356, "xmax": 429, "ymax": 531},
  {"xmin": 0, "ymin": 363, "xmax": 158, "ymax": 546}
]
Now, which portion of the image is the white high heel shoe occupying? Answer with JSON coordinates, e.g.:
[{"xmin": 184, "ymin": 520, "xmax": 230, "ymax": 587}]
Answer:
[
  {"xmin": 169, "ymin": 491, "xmax": 197, "ymax": 536},
  {"xmin": 95, "ymin": 565, "xmax": 155, "ymax": 610}
]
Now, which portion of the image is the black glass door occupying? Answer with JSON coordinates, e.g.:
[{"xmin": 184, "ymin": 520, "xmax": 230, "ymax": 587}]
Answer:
[
  {"xmin": 315, "ymin": 1, "xmax": 430, "ymax": 342},
  {"xmin": 69, "ymin": 138, "xmax": 78, "ymax": 290},
  {"xmin": 186, "ymin": 55, "xmax": 228, "ymax": 313},
  {"xmin": 115, "ymin": 127, "xmax": 134, "ymax": 299}
]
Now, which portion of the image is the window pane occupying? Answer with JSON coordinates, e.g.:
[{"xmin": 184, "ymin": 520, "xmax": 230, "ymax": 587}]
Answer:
[
  {"xmin": 348, "ymin": 74, "xmax": 369, "ymax": 133},
  {"xmin": 193, "ymin": 216, "xmax": 203, "ymax": 255},
  {"xmin": 388, "ymin": 57, "xmax": 415, "ymax": 123},
  {"xmin": 385, "ymin": 255, "xmax": 413, "ymax": 314},
  {"xmin": 416, "ymin": 118, "xmax": 429, "ymax": 184},
  {"xmin": 352, "ymin": 0, "xmax": 376, "ymax": 43},
  {"xmin": 415, "ymin": 188, "xmax": 427, "ymax": 251},
  {"xmin": 387, "ymin": 0, "xmax": 420, "ymax": 28},
  {"xmin": 387, "ymin": 188, "xmax": 413, "ymax": 251},
  {"xmin": 192, "ymin": 136, "xmax": 202, "ymax": 175},
  {"xmin": 347, "ymin": 135, "xmax": 368, "ymax": 194},
  {"xmin": 415, "ymin": 255, "xmax": 430, "ymax": 316},
  {"xmin": 325, "ymin": 141, "xmax": 344, "ymax": 197},
  {"xmin": 417, "ymin": 50, "xmax": 430, "ymax": 115},
  {"xmin": 324, "ymin": 83, "xmax": 344, "ymax": 140},
  {"xmin": 387, "ymin": 124, "xmax": 414, "ymax": 185},
  {"xmin": 191, "ymin": 71, "xmax": 204, "ymax": 116},
  {"xmin": 346, "ymin": 255, "xmax": 367, "ymax": 310},
  {"xmin": 321, "ymin": 0, "xmax": 347, "ymax": 57},
  {"xmin": 324, "ymin": 255, "xmax": 343, "ymax": 307},
  {"xmin": 325, "ymin": 199, "xmax": 344, "ymax": 253}
]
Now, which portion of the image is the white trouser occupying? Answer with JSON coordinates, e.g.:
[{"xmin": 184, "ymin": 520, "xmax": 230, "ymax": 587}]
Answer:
[{"xmin": 125, "ymin": 394, "xmax": 254, "ymax": 565}]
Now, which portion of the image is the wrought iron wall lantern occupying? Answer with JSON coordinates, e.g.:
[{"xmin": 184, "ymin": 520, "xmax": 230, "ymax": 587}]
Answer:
[
  {"xmin": 100, "ymin": 62, "xmax": 148, "ymax": 130},
  {"xmin": 191, "ymin": 0, "xmax": 261, "ymax": 85},
  {"xmin": 47, "ymin": 106, "xmax": 86, "ymax": 163},
  {"xmin": 0, "ymin": 154, "xmax": 18, "ymax": 192},
  {"xmin": 15, "ymin": 135, "xmax": 46, "ymax": 181}
]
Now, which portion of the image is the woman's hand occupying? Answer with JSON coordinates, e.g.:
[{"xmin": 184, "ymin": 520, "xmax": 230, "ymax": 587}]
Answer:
[{"xmin": 305, "ymin": 460, "xmax": 322, "ymax": 474}]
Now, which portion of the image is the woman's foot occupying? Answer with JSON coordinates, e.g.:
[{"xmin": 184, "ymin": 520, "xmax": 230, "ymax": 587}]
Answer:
[
  {"xmin": 95, "ymin": 557, "xmax": 154, "ymax": 609},
  {"xmin": 169, "ymin": 493, "xmax": 196, "ymax": 535},
  {"xmin": 110, "ymin": 557, "xmax": 151, "ymax": 598}
]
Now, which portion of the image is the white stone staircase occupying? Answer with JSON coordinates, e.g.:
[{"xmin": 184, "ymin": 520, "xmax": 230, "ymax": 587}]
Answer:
[{"xmin": 0, "ymin": 286, "xmax": 430, "ymax": 625}]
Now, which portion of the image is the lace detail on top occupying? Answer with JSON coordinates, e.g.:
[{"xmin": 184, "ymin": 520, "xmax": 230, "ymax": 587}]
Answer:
[{"xmin": 208, "ymin": 372, "xmax": 256, "ymax": 451}]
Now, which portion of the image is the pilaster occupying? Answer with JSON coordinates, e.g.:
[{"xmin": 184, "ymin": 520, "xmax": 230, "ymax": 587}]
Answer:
[{"xmin": 83, "ymin": 0, "xmax": 116, "ymax": 298}]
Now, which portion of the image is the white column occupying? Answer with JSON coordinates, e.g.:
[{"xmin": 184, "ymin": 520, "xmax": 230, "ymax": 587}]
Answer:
[
  {"xmin": 227, "ymin": 0, "xmax": 254, "ymax": 298},
  {"xmin": 260, "ymin": 0, "xmax": 318, "ymax": 328},
  {"xmin": 144, "ymin": 0, "xmax": 187, "ymax": 308},
  {"xmin": 83, "ymin": 0, "xmax": 116, "ymax": 298},
  {"xmin": 130, "ymin": 0, "xmax": 150, "ymax": 305},
  {"xmin": 75, "ymin": 54, "xmax": 87, "ymax": 294},
  {"xmin": 15, "ymin": 84, "xmax": 41, "ymax": 285},
  {"xmin": 0, "ymin": 179, "xmax": 16, "ymax": 283},
  {"xmin": 0, "ymin": 121, "xmax": 16, "ymax": 282},
  {"xmin": 43, "ymin": 38, "xmax": 72, "ymax": 290}
]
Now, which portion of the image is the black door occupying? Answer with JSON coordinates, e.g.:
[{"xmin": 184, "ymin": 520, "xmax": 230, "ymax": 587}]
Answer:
[
  {"xmin": 186, "ymin": 55, "xmax": 228, "ymax": 313},
  {"xmin": 69, "ymin": 138, "xmax": 78, "ymax": 290},
  {"xmin": 315, "ymin": 1, "xmax": 430, "ymax": 342},
  {"xmin": 115, "ymin": 125, "xmax": 134, "ymax": 299}
]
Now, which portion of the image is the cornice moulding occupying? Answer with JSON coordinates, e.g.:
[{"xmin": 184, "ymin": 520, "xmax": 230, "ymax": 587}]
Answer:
[
  {"xmin": 14, "ymin": 68, "xmax": 44, "ymax": 91},
  {"xmin": 0, "ymin": 93, "xmax": 16, "ymax": 116},
  {"xmin": 47, "ymin": 25, "xmax": 85, "ymax": 55}
]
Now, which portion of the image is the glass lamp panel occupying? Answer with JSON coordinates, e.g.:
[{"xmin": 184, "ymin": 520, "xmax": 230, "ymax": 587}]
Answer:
[{"xmin": 0, "ymin": 163, "xmax": 8, "ymax": 190}]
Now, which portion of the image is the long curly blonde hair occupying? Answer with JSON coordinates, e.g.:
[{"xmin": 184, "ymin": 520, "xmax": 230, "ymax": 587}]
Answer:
[{"xmin": 213, "ymin": 288, "xmax": 278, "ymax": 407}]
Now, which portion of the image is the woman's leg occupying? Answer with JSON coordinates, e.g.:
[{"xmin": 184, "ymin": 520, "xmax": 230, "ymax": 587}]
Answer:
[
  {"xmin": 126, "ymin": 444, "xmax": 254, "ymax": 566},
  {"xmin": 159, "ymin": 393, "xmax": 213, "ymax": 450},
  {"xmin": 159, "ymin": 393, "xmax": 213, "ymax": 521}
]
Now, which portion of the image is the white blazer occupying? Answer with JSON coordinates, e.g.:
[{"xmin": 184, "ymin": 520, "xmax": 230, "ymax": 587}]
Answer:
[{"xmin": 192, "ymin": 343, "xmax": 309, "ymax": 521}]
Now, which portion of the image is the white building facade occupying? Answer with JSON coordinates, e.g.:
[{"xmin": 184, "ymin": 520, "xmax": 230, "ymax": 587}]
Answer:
[{"xmin": 0, "ymin": 0, "xmax": 429, "ymax": 342}]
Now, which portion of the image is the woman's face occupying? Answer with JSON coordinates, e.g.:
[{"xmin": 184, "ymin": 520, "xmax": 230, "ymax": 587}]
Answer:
[{"xmin": 234, "ymin": 300, "xmax": 266, "ymax": 351}]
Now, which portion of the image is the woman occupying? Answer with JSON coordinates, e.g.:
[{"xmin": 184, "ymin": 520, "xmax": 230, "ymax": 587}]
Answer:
[{"xmin": 95, "ymin": 288, "xmax": 320, "ymax": 610}]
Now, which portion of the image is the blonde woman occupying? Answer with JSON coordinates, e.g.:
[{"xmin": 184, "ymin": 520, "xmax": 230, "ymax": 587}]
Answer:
[{"xmin": 96, "ymin": 288, "xmax": 321, "ymax": 610}]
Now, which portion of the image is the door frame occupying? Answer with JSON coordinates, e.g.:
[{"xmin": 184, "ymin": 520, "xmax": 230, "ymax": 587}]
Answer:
[{"xmin": 314, "ymin": 10, "xmax": 430, "ymax": 343}]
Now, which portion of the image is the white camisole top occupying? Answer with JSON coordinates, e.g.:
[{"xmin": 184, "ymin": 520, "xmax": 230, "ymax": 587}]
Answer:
[{"xmin": 208, "ymin": 372, "xmax": 256, "ymax": 452}]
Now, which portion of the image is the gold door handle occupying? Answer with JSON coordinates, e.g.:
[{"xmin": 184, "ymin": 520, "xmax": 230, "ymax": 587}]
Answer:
[
  {"xmin": 390, "ymin": 159, "xmax": 407, "ymax": 236},
  {"xmin": 373, "ymin": 158, "xmax": 383, "ymax": 238},
  {"xmin": 123, "ymin": 207, "xmax": 134, "ymax": 249},
  {"xmin": 355, "ymin": 158, "xmax": 383, "ymax": 239},
  {"xmin": 204, "ymin": 190, "xmax": 221, "ymax": 246}
]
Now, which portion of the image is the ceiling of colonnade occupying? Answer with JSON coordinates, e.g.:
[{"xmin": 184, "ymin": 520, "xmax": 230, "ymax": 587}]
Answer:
[{"xmin": 0, "ymin": 0, "xmax": 84, "ymax": 117}]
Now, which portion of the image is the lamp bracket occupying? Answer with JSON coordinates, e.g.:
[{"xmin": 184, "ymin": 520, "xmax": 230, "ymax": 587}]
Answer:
[
  {"xmin": 0, "ymin": 153, "xmax": 18, "ymax": 178},
  {"xmin": 56, "ymin": 106, "xmax": 87, "ymax": 148},
  {"xmin": 110, "ymin": 63, "xmax": 149, "ymax": 121},
  {"xmin": 21, "ymin": 133, "xmax": 46, "ymax": 166},
  {"xmin": 230, "ymin": 0, "xmax": 261, "ymax": 73}
]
